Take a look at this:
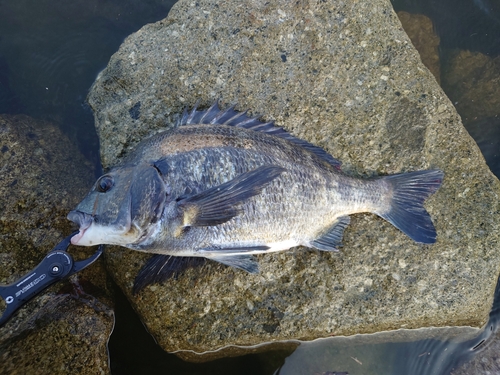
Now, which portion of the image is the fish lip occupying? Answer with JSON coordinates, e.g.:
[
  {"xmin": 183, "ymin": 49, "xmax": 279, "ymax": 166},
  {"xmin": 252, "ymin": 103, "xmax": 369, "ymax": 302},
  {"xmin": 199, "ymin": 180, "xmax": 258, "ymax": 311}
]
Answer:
[{"xmin": 67, "ymin": 210, "xmax": 93, "ymax": 245}]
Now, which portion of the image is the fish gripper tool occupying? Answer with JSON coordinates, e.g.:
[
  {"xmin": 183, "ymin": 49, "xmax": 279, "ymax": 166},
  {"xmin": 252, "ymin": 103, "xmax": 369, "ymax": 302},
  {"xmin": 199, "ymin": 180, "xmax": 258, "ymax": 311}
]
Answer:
[{"xmin": 0, "ymin": 232, "xmax": 102, "ymax": 327}]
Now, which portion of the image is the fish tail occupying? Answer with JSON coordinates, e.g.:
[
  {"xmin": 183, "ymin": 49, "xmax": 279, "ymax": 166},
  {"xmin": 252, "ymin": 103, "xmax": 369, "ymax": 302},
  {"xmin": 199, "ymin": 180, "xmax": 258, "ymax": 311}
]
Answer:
[{"xmin": 378, "ymin": 169, "xmax": 444, "ymax": 244}]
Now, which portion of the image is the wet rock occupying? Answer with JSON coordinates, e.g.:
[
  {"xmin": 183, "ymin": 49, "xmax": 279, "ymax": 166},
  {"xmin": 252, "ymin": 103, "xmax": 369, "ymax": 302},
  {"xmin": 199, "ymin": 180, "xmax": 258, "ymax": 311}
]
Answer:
[
  {"xmin": 0, "ymin": 114, "xmax": 113, "ymax": 374},
  {"xmin": 0, "ymin": 295, "xmax": 112, "ymax": 375},
  {"xmin": 450, "ymin": 326, "xmax": 500, "ymax": 374},
  {"xmin": 450, "ymin": 277, "xmax": 500, "ymax": 374},
  {"xmin": 88, "ymin": 0, "xmax": 500, "ymax": 361},
  {"xmin": 397, "ymin": 11, "xmax": 441, "ymax": 83}
]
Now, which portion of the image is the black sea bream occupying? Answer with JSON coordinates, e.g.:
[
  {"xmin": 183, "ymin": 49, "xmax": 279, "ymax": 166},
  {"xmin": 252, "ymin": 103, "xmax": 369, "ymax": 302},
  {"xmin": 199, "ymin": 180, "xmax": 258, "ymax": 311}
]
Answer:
[{"xmin": 68, "ymin": 102, "xmax": 443, "ymax": 291}]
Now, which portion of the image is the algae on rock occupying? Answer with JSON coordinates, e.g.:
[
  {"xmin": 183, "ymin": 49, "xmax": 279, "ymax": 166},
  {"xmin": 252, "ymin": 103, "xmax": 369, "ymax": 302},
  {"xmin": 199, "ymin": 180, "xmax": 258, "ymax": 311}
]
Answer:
[{"xmin": 0, "ymin": 114, "xmax": 114, "ymax": 375}]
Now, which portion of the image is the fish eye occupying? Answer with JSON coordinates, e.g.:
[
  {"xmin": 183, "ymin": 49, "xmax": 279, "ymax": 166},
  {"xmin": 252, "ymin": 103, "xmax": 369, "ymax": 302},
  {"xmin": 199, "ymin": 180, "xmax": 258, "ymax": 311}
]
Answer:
[{"xmin": 96, "ymin": 175, "xmax": 114, "ymax": 193}]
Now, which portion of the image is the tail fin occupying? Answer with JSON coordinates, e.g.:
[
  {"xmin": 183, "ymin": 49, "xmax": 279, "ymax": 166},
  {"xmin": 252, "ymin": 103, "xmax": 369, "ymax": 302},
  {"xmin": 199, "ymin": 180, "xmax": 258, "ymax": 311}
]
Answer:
[{"xmin": 378, "ymin": 169, "xmax": 444, "ymax": 244}]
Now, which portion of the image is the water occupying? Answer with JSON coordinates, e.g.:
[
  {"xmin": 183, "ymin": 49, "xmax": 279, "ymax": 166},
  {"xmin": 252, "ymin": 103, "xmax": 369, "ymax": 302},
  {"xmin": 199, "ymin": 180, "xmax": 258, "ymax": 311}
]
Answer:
[
  {"xmin": 0, "ymin": 0, "xmax": 176, "ymax": 170},
  {"xmin": 275, "ymin": 275, "xmax": 500, "ymax": 374},
  {"xmin": 108, "ymin": 274, "xmax": 500, "ymax": 374},
  {"xmin": 392, "ymin": 0, "xmax": 500, "ymax": 56},
  {"xmin": 1, "ymin": 0, "xmax": 499, "ymax": 374}
]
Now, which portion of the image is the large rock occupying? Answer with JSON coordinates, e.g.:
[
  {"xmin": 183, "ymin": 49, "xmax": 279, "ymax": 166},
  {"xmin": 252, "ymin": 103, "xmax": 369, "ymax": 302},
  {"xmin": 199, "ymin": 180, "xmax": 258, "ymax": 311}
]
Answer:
[
  {"xmin": 0, "ymin": 114, "xmax": 113, "ymax": 374},
  {"xmin": 87, "ymin": 0, "xmax": 500, "ymax": 361}
]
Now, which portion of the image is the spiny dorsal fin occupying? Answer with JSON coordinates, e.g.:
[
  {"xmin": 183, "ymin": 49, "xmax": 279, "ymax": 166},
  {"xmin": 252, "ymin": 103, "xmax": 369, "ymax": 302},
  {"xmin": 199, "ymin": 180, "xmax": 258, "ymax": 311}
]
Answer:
[{"xmin": 175, "ymin": 100, "xmax": 342, "ymax": 170}]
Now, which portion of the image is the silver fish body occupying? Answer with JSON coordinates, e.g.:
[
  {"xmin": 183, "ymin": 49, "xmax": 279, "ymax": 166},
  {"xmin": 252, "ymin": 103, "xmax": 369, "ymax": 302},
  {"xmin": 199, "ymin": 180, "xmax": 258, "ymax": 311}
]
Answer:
[{"xmin": 68, "ymin": 102, "xmax": 443, "ymax": 290}]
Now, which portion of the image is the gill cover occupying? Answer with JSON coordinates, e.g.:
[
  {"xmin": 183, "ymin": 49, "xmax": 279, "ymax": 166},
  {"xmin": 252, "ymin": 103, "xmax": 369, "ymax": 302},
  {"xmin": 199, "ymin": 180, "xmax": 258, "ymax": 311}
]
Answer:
[{"xmin": 129, "ymin": 165, "xmax": 168, "ymax": 231}]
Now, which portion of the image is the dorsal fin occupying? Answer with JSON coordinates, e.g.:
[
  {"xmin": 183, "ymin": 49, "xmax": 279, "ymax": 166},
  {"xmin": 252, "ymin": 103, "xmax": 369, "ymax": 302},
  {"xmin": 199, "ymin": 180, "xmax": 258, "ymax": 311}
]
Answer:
[{"xmin": 175, "ymin": 101, "xmax": 342, "ymax": 169}]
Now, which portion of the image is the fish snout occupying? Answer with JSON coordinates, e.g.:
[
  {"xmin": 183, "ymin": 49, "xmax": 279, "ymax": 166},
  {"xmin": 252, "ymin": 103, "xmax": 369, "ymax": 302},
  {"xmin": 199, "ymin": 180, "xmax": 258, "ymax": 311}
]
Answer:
[
  {"xmin": 67, "ymin": 210, "xmax": 93, "ymax": 228},
  {"xmin": 67, "ymin": 210, "xmax": 93, "ymax": 245}
]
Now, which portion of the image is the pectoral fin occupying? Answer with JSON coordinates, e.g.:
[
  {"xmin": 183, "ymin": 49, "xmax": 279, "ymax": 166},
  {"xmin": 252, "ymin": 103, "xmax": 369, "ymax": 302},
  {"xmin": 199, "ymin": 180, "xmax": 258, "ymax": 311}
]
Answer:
[{"xmin": 177, "ymin": 165, "xmax": 285, "ymax": 227}]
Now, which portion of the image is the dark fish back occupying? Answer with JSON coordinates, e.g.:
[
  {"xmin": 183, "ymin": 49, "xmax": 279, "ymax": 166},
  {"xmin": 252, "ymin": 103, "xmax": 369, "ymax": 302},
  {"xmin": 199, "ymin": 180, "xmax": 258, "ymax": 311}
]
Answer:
[{"xmin": 123, "ymin": 101, "xmax": 341, "ymax": 175}]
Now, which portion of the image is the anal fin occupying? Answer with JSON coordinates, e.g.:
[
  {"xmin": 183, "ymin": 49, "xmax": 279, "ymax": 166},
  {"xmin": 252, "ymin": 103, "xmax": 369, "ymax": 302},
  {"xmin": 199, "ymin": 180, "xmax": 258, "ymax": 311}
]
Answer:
[
  {"xmin": 311, "ymin": 216, "xmax": 351, "ymax": 251},
  {"xmin": 208, "ymin": 254, "xmax": 259, "ymax": 274}
]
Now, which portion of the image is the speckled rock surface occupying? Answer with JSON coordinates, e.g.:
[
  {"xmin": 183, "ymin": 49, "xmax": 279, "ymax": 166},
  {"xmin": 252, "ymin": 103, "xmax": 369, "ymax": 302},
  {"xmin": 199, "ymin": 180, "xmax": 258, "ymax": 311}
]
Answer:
[
  {"xmin": 87, "ymin": 0, "xmax": 500, "ymax": 360},
  {"xmin": 0, "ymin": 114, "xmax": 113, "ymax": 374},
  {"xmin": 396, "ymin": 11, "xmax": 440, "ymax": 83}
]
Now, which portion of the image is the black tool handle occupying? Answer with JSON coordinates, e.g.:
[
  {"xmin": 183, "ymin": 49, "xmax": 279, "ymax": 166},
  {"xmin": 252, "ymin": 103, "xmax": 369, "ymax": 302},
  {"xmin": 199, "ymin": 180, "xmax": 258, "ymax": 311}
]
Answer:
[{"xmin": 0, "ymin": 250, "xmax": 73, "ymax": 327}]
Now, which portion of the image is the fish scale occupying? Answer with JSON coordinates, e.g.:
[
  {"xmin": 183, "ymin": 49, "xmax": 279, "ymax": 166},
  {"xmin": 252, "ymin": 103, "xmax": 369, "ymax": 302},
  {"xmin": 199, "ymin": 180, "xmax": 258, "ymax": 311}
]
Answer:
[
  {"xmin": 67, "ymin": 101, "xmax": 443, "ymax": 292},
  {"xmin": 151, "ymin": 145, "xmax": 333, "ymax": 250}
]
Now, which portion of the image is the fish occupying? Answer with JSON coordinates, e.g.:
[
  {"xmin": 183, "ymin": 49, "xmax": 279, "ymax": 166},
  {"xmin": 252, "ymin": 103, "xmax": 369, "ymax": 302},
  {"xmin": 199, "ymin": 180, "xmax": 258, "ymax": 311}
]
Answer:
[{"xmin": 67, "ymin": 101, "xmax": 444, "ymax": 292}]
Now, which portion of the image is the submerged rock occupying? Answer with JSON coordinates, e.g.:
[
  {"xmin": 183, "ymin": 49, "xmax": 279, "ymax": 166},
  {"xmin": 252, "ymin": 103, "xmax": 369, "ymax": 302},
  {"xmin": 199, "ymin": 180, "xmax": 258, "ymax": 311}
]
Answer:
[
  {"xmin": 440, "ymin": 50, "xmax": 500, "ymax": 178},
  {"xmin": 0, "ymin": 114, "xmax": 113, "ymax": 374},
  {"xmin": 88, "ymin": 0, "xmax": 500, "ymax": 361},
  {"xmin": 396, "ymin": 11, "xmax": 441, "ymax": 84},
  {"xmin": 441, "ymin": 49, "xmax": 500, "ymax": 123}
]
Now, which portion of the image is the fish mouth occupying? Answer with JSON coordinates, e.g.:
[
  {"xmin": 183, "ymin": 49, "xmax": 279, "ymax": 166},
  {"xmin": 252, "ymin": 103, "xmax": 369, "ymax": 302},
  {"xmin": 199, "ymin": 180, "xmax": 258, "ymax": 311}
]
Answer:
[
  {"xmin": 67, "ymin": 209, "xmax": 137, "ymax": 246},
  {"xmin": 67, "ymin": 210, "xmax": 93, "ymax": 245}
]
